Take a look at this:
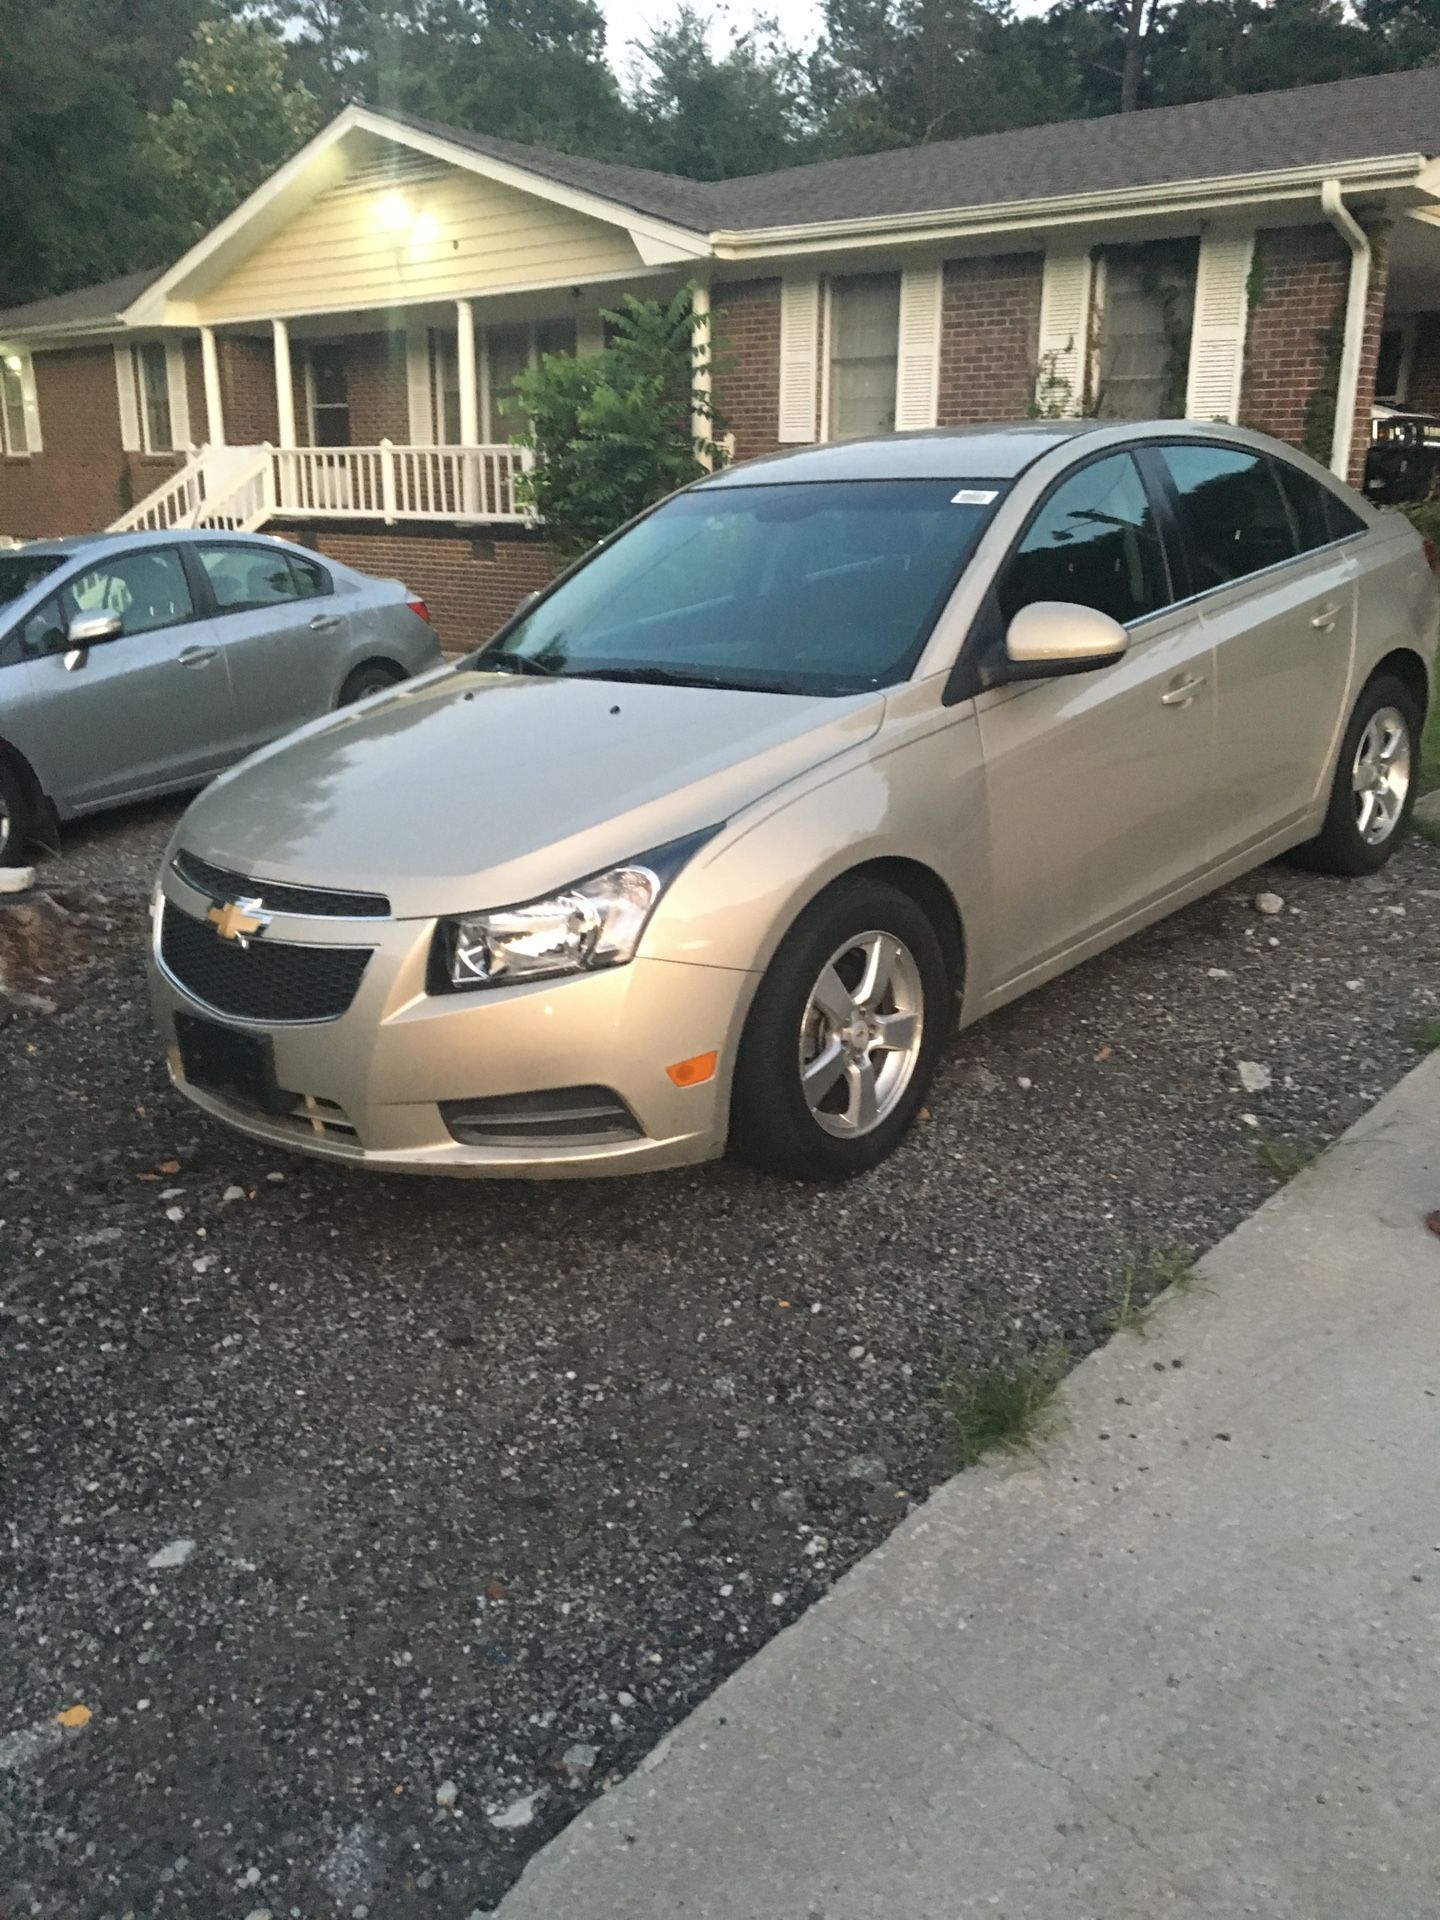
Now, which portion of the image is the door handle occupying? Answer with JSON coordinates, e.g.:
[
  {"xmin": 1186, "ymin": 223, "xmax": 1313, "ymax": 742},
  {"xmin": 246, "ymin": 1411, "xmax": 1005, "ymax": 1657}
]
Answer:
[
  {"xmin": 1310, "ymin": 604, "xmax": 1341, "ymax": 631},
  {"xmin": 177, "ymin": 645, "xmax": 218, "ymax": 667},
  {"xmin": 1160, "ymin": 675, "xmax": 1206, "ymax": 707},
  {"xmin": 308, "ymin": 614, "xmax": 341, "ymax": 632}
]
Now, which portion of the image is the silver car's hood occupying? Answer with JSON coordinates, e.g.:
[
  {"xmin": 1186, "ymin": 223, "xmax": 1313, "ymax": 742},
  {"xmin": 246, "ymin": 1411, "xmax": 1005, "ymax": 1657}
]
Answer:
[{"xmin": 177, "ymin": 666, "xmax": 884, "ymax": 918}]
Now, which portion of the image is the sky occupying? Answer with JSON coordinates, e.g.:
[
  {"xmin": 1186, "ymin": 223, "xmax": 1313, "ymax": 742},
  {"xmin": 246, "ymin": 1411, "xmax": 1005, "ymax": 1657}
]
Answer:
[{"xmin": 599, "ymin": 0, "xmax": 824, "ymax": 73}]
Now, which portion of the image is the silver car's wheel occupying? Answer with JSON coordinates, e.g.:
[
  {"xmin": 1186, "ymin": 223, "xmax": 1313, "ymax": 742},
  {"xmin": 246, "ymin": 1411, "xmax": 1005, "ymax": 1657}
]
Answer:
[
  {"xmin": 1352, "ymin": 705, "xmax": 1411, "ymax": 846},
  {"xmin": 799, "ymin": 931, "xmax": 925, "ymax": 1138}
]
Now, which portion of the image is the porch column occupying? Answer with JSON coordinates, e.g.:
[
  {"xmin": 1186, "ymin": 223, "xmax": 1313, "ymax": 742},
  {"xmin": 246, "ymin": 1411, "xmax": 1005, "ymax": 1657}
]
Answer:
[
  {"xmin": 456, "ymin": 299, "xmax": 479, "ymax": 444},
  {"xmin": 272, "ymin": 317, "xmax": 297, "ymax": 450},
  {"xmin": 199, "ymin": 326, "xmax": 225, "ymax": 447},
  {"xmin": 691, "ymin": 279, "xmax": 712, "ymax": 469}
]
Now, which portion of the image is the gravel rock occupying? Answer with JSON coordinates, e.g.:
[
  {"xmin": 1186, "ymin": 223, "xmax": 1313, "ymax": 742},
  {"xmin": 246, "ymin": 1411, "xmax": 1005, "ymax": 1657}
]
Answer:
[
  {"xmin": 6, "ymin": 800, "xmax": 1440, "ymax": 1917},
  {"xmin": 1255, "ymin": 891, "xmax": 1285, "ymax": 914},
  {"xmin": 559, "ymin": 1743, "xmax": 597, "ymax": 1784},
  {"xmin": 1236, "ymin": 1061, "xmax": 1273, "ymax": 1093}
]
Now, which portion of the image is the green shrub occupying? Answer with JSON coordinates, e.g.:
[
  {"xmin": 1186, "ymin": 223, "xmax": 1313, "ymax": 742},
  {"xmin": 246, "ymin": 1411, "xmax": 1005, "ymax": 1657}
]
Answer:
[
  {"xmin": 507, "ymin": 284, "xmax": 721, "ymax": 558},
  {"xmin": 1397, "ymin": 497, "xmax": 1440, "ymax": 546}
]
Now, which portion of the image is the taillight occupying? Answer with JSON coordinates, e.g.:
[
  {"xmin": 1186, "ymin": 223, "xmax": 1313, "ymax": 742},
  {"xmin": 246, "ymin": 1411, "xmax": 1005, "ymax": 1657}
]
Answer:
[
  {"xmin": 1424, "ymin": 539, "xmax": 1440, "ymax": 576},
  {"xmin": 407, "ymin": 597, "xmax": 432, "ymax": 624}
]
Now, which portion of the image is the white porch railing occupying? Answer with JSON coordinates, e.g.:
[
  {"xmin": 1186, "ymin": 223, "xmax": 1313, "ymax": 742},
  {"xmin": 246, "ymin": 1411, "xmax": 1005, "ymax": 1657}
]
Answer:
[{"xmin": 110, "ymin": 440, "xmax": 531, "ymax": 535}]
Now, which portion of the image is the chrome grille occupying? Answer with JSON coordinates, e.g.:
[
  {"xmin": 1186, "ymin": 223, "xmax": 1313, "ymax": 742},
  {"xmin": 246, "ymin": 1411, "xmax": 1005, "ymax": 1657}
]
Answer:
[{"xmin": 172, "ymin": 849, "xmax": 390, "ymax": 920}]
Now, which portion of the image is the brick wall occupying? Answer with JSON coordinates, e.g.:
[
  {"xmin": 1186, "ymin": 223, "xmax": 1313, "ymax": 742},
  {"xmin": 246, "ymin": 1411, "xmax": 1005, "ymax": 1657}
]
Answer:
[
  {"xmin": 937, "ymin": 252, "xmax": 1045, "ymax": 425},
  {"xmin": 271, "ymin": 523, "xmax": 560, "ymax": 654},
  {"xmin": 219, "ymin": 336, "xmax": 280, "ymax": 445},
  {"xmin": 712, "ymin": 278, "xmax": 782, "ymax": 464},
  {"xmin": 343, "ymin": 331, "xmax": 410, "ymax": 445},
  {"xmin": 1241, "ymin": 222, "xmax": 1389, "ymax": 488},
  {"xmin": 0, "ymin": 344, "xmax": 190, "ymax": 539}
]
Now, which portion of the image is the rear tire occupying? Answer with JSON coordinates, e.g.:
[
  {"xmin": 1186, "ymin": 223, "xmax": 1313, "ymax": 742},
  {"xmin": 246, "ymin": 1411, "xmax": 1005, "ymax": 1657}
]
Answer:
[
  {"xmin": 338, "ymin": 661, "xmax": 405, "ymax": 706},
  {"xmin": 729, "ymin": 876, "xmax": 951, "ymax": 1181},
  {"xmin": 1290, "ymin": 673, "xmax": 1421, "ymax": 876},
  {"xmin": 0, "ymin": 755, "xmax": 33, "ymax": 868}
]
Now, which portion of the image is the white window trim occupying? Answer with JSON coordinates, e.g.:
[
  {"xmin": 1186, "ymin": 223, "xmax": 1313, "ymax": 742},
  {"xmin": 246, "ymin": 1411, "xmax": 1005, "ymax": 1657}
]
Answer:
[
  {"xmin": 123, "ymin": 341, "xmax": 190, "ymax": 456},
  {"xmin": 1, "ymin": 350, "xmax": 40, "ymax": 457},
  {"xmin": 822, "ymin": 270, "xmax": 904, "ymax": 443}
]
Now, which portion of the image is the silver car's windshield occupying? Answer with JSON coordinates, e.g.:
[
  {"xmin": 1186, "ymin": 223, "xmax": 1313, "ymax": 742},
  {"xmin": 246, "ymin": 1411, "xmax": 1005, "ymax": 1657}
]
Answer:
[
  {"xmin": 477, "ymin": 479, "xmax": 1006, "ymax": 696},
  {"xmin": 0, "ymin": 553, "xmax": 64, "ymax": 610}
]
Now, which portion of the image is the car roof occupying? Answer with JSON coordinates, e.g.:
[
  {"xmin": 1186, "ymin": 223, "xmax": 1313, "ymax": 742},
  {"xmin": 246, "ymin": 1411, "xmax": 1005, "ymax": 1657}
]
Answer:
[
  {"xmin": 696, "ymin": 418, "xmax": 1348, "ymax": 490},
  {"xmin": 14, "ymin": 528, "xmax": 301, "ymax": 561}
]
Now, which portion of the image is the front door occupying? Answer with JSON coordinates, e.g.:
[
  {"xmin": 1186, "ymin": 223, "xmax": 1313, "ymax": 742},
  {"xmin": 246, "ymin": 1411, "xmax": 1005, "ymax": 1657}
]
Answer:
[
  {"xmin": 974, "ymin": 450, "xmax": 1217, "ymax": 988},
  {"xmin": 17, "ymin": 546, "xmax": 237, "ymax": 808}
]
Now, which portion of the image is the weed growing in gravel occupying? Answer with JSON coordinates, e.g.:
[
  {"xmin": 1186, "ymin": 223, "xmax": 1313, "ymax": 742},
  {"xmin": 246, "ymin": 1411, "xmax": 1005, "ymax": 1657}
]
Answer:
[
  {"xmin": 1412, "ymin": 814, "xmax": 1440, "ymax": 849},
  {"xmin": 1410, "ymin": 1017, "xmax": 1440, "ymax": 1054},
  {"xmin": 1108, "ymin": 1247, "xmax": 1197, "ymax": 1336},
  {"xmin": 1254, "ymin": 1133, "xmax": 1318, "ymax": 1181},
  {"xmin": 942, "ymin": 1345, "xmax": 1069, "ymax": 1470}
]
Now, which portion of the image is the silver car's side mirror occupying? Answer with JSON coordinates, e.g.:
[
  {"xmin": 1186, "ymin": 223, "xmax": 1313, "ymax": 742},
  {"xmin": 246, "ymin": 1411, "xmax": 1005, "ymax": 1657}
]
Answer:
[
  {"xmin": 1003, "ymin": 601, "xmax": 1129, "ymax": 681},
  {"xmin": 63, "ymin": 610, "xmax": 122, "ymax": 672}
]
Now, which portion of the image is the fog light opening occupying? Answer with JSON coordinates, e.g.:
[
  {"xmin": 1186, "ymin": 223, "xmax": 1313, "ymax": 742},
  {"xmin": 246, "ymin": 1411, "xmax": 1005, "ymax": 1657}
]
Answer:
[{"xmin": 666, "ymin": 1050, "xmax": 718, "ymax": 1089}]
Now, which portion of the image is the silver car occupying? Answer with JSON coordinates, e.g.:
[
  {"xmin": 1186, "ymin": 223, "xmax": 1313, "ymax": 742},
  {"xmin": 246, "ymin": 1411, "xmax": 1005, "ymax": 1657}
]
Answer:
[
  {"xmin": 0, "ymin": 529, "xmax": 441, "ymax": 862},
  {"xmin": 148, "ymin": 423, "xmax": 1436, "ymax": 1182}
]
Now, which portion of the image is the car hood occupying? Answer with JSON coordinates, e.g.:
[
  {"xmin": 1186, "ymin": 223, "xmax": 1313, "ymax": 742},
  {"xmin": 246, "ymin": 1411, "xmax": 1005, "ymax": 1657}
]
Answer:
[{"xmin": 175, "ymin": 666, "xmax": 884, "ymax": 918}]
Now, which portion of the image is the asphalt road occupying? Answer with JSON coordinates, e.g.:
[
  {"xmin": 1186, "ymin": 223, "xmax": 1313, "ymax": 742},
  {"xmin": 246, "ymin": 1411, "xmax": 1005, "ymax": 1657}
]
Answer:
[{"xmin": 4, "ymin": 797, "xmax": 1440, "ymax": 1919}]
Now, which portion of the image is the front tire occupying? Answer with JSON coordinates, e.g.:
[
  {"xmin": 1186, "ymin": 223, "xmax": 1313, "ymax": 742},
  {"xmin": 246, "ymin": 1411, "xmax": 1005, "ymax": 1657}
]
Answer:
[
  {"xmin": 1291, "ymin": 673, "xmax": 1421, "ymax": 876},
  {"xmin": 730, "ymin": 876, "xmax": 951, "ymax": 1181}
]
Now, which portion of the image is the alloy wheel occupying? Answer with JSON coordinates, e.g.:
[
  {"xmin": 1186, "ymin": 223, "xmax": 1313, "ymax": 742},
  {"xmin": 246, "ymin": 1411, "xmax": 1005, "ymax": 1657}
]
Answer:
[
  {"xmin": 798, "ymin": 929, "xmax": 924, "ymax": 1138},
  {"xmin": 1352, "ymin": 705, "xmax": 1411, "ymax": 846}
]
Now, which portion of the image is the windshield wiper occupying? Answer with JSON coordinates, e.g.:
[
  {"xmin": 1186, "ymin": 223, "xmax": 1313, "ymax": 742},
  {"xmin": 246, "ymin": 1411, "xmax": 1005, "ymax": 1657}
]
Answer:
[
  {"xmin": 474, "ymin": 651, "xmax": 561, "ymax": 678},
  {"xmin": 568, "ymin": 664, "xmax": 804, "ymax": 694}
]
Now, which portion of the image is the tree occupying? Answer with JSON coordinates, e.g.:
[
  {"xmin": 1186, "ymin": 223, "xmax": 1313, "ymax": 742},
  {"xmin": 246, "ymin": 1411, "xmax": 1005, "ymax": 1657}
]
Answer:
[
  {"xmin": 629, "ymin": 7, "xmax": 813, "ymax": 177},
  {"xmin": 146, "ymin": 20, "xmax": 324, "ymax": 246},
  {"xmin": 508, "ymin": 286, "xmax": 718, "ymax": 556},
  {"xmin": 0, "ymin": 0, "xmax": 158, "ymax": 304}
]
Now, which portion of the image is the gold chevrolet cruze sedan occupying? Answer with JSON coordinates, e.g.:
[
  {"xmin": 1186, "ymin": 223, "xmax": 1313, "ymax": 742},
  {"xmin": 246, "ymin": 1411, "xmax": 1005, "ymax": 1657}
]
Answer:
[{"xmin": 148, "ymin": 422, "xmax": 1437, "ymax": 1181}]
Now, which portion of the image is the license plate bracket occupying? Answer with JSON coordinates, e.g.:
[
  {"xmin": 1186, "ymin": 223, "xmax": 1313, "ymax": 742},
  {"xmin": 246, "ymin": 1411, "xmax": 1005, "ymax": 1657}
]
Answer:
[{"xmin": 175, "ymin": 1013, "xmax": 288, "ymax": 1116}]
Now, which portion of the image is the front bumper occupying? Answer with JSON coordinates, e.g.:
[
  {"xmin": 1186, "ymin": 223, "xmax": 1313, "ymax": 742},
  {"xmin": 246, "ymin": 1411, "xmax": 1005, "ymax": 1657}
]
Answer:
[{"xmin": 148, "ymin": 868, "xmax": 757, "ymax": 1178}]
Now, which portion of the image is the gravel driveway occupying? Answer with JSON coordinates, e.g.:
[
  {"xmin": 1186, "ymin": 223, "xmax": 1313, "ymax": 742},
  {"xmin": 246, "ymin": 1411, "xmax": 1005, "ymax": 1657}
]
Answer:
[{"xmin": 4, "ymin": 798, "xmax": 1439, "ymax": 1918}]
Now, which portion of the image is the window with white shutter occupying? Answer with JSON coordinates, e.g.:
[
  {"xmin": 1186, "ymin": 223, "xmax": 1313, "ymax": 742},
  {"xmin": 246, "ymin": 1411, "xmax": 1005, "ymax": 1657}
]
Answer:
[
  {"xmin": 778, "ymin": 277, "xmax": 820, "ymax": 443},
  {"xmin": 894, "ymin": 265, "xmax": 943, "ymax": 431},
  {"xmin": 114, "ymin": 344, "xmax": 141, "ymax": 452},
  {"xmin": 827, "ymin": 273, "xmax": 901, "ymax": 439},
  {"xmin": 1185, "ymin": 231, "xmax": 1255, "ymax": 423},
  {"xmin": 1036, "ymin": 248, "xmax": 1094, "ymax": 417},
  {"xmin": 0, "ymin": 352, "xmax": 38, "ymax": 455},
  {"xmin": 1093, "ymin": 239, "xmax": 1198, "ymax": 421}
]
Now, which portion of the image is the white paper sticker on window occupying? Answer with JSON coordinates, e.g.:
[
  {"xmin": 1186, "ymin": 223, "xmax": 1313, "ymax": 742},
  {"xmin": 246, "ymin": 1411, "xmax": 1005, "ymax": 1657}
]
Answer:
[{"xmin": 951, "ymin": 488, "xmax": 998, "ymax": 505}]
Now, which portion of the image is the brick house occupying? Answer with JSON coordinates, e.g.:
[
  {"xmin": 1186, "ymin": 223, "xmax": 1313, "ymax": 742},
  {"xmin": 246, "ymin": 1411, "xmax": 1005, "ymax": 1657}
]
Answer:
[{"xmin": 5, "ymin": 67, "xmax": 1440, "ymax": 650}]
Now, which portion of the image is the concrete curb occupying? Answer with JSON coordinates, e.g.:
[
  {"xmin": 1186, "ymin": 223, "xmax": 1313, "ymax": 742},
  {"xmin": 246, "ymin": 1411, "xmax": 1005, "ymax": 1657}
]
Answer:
[{"xmin": 494, "ymin": 1052, "xmax": 1440, "ymax": 1918}]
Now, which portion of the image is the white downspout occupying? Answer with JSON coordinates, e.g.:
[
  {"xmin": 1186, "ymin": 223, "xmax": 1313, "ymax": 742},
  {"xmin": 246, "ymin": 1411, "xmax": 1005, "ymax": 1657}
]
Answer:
[{"xmin": 1321, "ymin": 178, "xmax": 1372, "ymax": 484}]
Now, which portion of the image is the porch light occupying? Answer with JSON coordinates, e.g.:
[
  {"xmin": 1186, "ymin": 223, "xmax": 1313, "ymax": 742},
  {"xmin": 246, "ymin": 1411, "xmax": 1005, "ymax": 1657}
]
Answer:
[
  {"xmin": 3, "ymin": 354, "xmax": 20, "ymax": 373},
  {"xmin": 375, "ymin": 191, "xmax": 411, "ymax": 234}
]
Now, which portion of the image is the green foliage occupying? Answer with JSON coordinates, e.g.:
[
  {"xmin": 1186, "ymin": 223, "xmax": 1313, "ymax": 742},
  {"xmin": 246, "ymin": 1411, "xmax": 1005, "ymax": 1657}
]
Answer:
[
  {"xmin": 508, "ymin": 286, "xmax": 720, "ymax": 559},
  {"xmin": 629, "ymin": 5, "xmax": 812, "ymax": 179},
  {"xmin": 147, "ymin": 21, "xmax": 323, "ymax": 245},
  {"xmin": 942, "ymin": 1343, "xmax": 1069, "ymax": 1470},
  {"xmin": 1254, "ymin": 1132, "xmax": 1319, "ymax": 1181},
  {"xmin": 1409, "ymin": 1017, "xmax": 1440, "ymax": 1054},
  {"xmin": 1107, "ymin": 1246, "xmax": 1198, "ymax": 1334}
]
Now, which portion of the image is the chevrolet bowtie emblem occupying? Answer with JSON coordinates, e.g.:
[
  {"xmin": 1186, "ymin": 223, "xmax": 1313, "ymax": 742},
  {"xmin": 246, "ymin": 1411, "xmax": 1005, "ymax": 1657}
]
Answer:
[{"xmin": 206, "ymin": 897, "xmax": 269, "ymax": 945}]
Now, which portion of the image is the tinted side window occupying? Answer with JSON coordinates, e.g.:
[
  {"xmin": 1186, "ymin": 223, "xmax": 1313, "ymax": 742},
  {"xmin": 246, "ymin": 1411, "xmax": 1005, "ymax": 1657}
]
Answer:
[
  {"xmin": 1274, "ymin": 462, "xmax": 1333, "ymax": 552},
  {"xmin": 68, "ymin": 549, "xmax": 194, "ymax": 636},
  {"xmin": 1161, "ymin": 444, "xmax": 1296, "ymax": 589},
  {"xmin": 1324, "ymin": 488, "xmax": 1366, "ymax": 541},
  {"xmin": 998, "ymin": 453, "xmax": 1169, "ymax": 627},
  {"xmin": 199, "ymin": 543, "xmax": 299, "ymax": 613},
  {"xmin": 288, "ymin": 554, "xmax": 333, "ymax": 599}
]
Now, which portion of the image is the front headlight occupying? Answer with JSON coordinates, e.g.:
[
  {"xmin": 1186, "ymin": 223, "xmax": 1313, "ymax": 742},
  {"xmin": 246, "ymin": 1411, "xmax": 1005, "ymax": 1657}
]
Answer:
[{"xmin": 433, "ymin": 829, "xmax": 718, "ymax": 992}]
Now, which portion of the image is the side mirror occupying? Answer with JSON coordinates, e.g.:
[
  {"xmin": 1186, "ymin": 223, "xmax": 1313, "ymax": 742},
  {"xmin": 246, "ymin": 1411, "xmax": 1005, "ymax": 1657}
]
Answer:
[
  {"xmin": 68, "ymin": 611, "xmax": 123, "ymax": 647},
  {"xmin": 63, "ymin": 610, "xmax": 122, "ymax": 672},
  {"xmin": 1003, "ymin": 601, "xmax": 1129, "ymax": 681}
]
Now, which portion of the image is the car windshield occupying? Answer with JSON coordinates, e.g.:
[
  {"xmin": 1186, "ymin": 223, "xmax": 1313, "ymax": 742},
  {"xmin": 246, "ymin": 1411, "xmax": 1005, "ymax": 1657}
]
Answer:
[
  {"xmin": 476, "ymin": 479, "xmax": 1006, "ymax": 696},
  {"xmin": 0, "ymin": 553, "xmax": 64, "ymax": 609}
]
